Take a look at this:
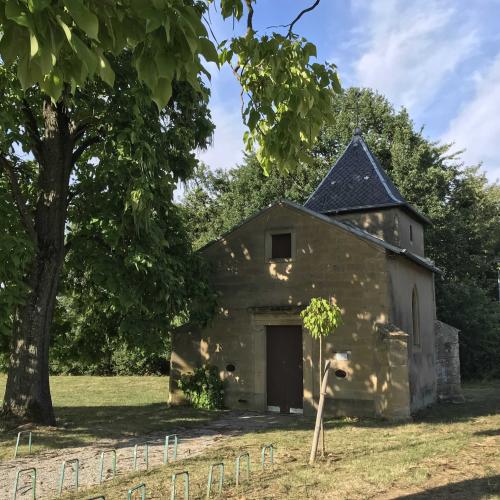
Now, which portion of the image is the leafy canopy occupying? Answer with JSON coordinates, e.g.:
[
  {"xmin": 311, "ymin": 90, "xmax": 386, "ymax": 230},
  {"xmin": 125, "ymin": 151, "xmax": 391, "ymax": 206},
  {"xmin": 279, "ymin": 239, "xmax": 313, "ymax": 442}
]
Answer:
[
  {"xmin": 0, "ymin": 53, "xmax": 216, "ymax": 364},
  {"xmin": 300, "ymin": 297, "xmax": 343, "ymax": 340},
  {"xmin": 0, "ymin": 0, "xmax": 341, "ymax": 173}
]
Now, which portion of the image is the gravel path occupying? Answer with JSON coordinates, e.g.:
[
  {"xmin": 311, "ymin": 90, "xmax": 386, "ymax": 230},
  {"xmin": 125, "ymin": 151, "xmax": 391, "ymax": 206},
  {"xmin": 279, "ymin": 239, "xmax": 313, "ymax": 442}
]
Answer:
[{"xmin": 0, "ymin": 412, "xmax": 283, "ymax": 500}]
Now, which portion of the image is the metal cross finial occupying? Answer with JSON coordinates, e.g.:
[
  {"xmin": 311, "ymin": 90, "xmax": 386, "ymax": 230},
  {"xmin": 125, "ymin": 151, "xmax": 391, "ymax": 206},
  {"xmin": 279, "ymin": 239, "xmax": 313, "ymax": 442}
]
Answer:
[
  {"xmin": 347, "ymin": 89, "xmax": 362, "ymax": 137},
  {"xmin": 353, "ymin": 89, "xmax": 361, "ymax": 129}
]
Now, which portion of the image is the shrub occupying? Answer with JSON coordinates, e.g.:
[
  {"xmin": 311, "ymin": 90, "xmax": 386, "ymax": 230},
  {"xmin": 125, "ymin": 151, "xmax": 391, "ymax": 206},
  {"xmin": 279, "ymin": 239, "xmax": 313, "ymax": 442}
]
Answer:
[{"xmin": 177, "ymin": 365, "xmax": 224, "ymax": 410}]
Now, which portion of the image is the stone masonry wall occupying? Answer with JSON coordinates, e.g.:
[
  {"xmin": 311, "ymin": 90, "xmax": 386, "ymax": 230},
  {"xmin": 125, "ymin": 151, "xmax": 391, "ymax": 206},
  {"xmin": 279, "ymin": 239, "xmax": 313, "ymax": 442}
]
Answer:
[{"xmin": 435, "ymin": 320, "xmax": 464, "ymax": 402}]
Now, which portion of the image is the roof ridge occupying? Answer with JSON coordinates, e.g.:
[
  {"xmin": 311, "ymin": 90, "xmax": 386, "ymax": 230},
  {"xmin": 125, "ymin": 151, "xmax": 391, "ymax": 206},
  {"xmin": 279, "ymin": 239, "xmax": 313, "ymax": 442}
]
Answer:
[
  {"xmin": 303, "ymin": 131, "xmax": 428, "ymax": 221},
  {"xmin": 303, "ymin": 136, "xmax": 355, "ymax": 206},
  {"xmin": 358, "ymin": 139, "xmax": 402, "ymax": 203}
]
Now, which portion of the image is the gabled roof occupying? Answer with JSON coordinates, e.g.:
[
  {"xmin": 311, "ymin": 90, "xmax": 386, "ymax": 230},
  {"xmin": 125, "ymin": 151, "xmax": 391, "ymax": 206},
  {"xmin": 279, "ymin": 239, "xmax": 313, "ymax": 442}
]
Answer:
[
  {"xmin": 200, "ymin": 200, "xmax": 440, "ymax": 274},
  {"xmin": 304, "ymin": 129, "xmax": 431, "ymax": 225}
]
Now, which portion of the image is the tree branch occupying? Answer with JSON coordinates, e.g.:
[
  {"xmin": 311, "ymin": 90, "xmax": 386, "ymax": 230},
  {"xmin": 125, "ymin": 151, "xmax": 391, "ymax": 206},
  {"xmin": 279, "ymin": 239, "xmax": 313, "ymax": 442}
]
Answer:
[
  {"xmin": 245, "ymin": 0, "xmax": 254, "ymax": 35},
  {"xmin": 70, "ymin": 120, "xmax": 91, "ymax": 144},
  {"xmin": 72, "ymin": 136, "xmax": 101, "ymax": 164},
  {"xmin": 22, "ymin": 99, "xmax": 44, "ymax": 164},
  {"xmin": 265, "ymin": 0, "xmax": 321, "ymax": 37},
  {"xmin": 287, "ymin": 0, "xmax": 320, "ymax": 36},
  {"xmin": 0, "ymin": 155, "xmax": 37, "ymax": 243}
]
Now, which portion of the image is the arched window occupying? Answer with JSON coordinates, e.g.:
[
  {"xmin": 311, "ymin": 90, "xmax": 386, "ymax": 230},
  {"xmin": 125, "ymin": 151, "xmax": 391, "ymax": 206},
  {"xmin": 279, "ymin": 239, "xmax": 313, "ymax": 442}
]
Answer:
[{"xmin": 411, "ymin": 286, "xmax": 420, "ymax": 346}]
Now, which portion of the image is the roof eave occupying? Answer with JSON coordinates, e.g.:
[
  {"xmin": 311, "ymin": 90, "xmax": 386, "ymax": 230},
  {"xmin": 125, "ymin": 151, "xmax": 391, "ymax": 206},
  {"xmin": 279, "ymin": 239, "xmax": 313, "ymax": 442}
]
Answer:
[
  {"xmin": 198, "ymin": 199, "xmax": 439, "ymax": 274},
  {"xmin": 321, "ymin": 202, "xmax": 432, "ymax": 225}
]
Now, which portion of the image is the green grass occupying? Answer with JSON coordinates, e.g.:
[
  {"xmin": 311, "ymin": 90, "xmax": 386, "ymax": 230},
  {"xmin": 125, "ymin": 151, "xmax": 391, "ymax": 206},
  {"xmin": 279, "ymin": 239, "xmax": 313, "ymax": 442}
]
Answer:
[
  {"xmin": 0, "ymin": 377, "xmax": 498, "ymax": 499},
  {"xmin": 0, "ymin": 375, "xmax": 217, "ymax": 461},
  {"xmin": 66, "ymin": 381, "xmax": 500, "ymax": 500}
]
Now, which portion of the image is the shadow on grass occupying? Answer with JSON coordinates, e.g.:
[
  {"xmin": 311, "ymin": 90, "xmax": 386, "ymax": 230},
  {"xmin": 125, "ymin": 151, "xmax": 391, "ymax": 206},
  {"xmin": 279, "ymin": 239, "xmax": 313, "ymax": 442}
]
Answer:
[
  {"xmin": 0, "ymin": 403, "xmax": 221, "ymax": 454},
  {"xmin": 474, "ymin": 428, "xmax": 500, "ymax": 437},
  {"xmin": 1, "ymin": 382, "xmax": 498, "ymax": 458},
  {"xmin": 395, "ymin": 475, "xmax": 500, "ymax": 499}
]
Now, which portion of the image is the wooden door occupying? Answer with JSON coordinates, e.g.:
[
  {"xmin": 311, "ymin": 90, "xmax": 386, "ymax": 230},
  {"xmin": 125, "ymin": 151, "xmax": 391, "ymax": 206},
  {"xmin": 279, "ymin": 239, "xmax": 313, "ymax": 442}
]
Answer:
[{"xmin": 266, "ymin": 325, "xmax": 303, "ymax": 413}]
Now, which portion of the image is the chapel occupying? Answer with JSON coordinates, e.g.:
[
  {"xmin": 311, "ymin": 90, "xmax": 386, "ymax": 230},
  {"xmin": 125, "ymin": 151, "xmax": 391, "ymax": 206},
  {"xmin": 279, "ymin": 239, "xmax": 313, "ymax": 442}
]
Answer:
[{"xmin": 169, "ymin": 128, "xmax": 463, "ymax": 419}]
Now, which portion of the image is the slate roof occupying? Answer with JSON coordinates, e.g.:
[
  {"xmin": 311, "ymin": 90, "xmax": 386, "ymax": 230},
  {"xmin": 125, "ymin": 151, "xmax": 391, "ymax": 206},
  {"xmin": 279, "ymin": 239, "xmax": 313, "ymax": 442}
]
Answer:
[{"xmin": 304, "ymin": 129, "xmax": 430, "ymax": 224}]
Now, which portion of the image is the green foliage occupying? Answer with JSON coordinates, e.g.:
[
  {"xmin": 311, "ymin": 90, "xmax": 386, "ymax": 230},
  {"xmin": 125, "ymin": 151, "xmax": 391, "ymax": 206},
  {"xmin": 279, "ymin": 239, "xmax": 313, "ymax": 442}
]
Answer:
[
  {"xmin": 222, "ymin": 33, "xmax": 340, "ymax": 173},
  {"xmin": 0, "ymin": 54, "xmax": 217, "ymax": 373},
  {"xmin": 0, "ymin": 0, "xmax": 340, "ymax": 173},
  {"xmin": 300, "ymin": 298, "xmax": 343, "ymax": 340},
  {"xmin": 51, "ymin": 57, "xmax": 217, "ymax": 370},
  {"xmin": 0, "ymin": 171, "xmax": 32, "ymax": 349},
  {"xmin": 438, "ymin": 281, "xmax": 500, "ymax": 380},
  {"xmin": 0, "ymin": 0, "xmax": 216, "ymax": 108},
  {"xmin": 182, "ymin": 88, "xmax": 500, "ymax": 380},
  {"xmin": 177, "ymin": 365, "xmax": 224, "ymax": 410}
]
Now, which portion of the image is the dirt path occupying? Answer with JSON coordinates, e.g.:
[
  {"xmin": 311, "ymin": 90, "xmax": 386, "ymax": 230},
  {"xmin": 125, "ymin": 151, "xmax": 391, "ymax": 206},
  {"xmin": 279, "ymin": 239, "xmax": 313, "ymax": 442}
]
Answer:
[{"xmin": 0, "ymin": 412, "xmax": 283, "ymax": 500}]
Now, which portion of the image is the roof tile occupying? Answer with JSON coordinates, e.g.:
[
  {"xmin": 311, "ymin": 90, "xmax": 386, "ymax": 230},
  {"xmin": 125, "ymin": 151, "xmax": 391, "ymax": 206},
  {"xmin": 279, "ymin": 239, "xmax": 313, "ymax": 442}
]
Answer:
[{"xmin": 304, "ymin": 131, "xmax": 406, "ymax": 214}]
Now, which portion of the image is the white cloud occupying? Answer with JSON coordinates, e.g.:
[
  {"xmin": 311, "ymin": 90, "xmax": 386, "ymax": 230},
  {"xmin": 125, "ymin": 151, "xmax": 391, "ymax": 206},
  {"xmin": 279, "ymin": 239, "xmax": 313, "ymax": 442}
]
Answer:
[
  {"xmin": 442, "ymin": 53, "xmax": 500, "ymax": 182},
  {"xmin": 353, "ymin": 0, "xmax": 478, "ymax": 115}
]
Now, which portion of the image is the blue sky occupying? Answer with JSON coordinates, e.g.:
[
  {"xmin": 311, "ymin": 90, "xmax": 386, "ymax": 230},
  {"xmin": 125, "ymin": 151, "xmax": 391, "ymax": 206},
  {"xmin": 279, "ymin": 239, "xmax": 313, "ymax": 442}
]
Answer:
[{"xmin": 197, "ymin": 0, "xmax": 500, "ymax": 183}]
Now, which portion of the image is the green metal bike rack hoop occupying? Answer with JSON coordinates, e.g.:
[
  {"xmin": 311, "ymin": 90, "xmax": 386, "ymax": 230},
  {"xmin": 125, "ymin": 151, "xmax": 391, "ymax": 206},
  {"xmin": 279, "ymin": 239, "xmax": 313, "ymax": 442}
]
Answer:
[
  {"xmin": 163, "ymin": 434, "xmax": 178, "ymax": 464},
  {"xmin": 98, "ymin": 449, "xmax": 117, "ymax": 483},
  {"xmin": 127, "ymin": 483, "xmax": 146, "ymax": 500},
  {"xmin": 206, "ymin": 462, "xmax": 224, "ymax": 498},
  {"xmin": 14, "ymin": 431, "xmax": 32, "ymax": 458},
  {"xmin": 261, "ymin": 444, "xmax": 274, "ymax": 470},
  {"xmin": 171, "ymin": 471, "xmax": 189, "ymax": 500},
  {"xmin": 13, "ymin": 467, "xmax": 36, "ymax": 500},
  {"xmin": 235, "ymin": 452, "xmax": 250, "ymax": 486},
  {"xmin": 58, "ymin": 458, "xmax": 79, "ymax": 494},
  {"xmin": 133, "ymin": 443, "xmax": 149, "ymax": 471}
]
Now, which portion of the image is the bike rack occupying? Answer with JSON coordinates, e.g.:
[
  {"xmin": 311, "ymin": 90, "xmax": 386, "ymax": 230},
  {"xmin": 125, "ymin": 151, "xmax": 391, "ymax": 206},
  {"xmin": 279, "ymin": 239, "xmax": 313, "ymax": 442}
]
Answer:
[
  {"xmin": 163, "ymin": 434, "xmax": 178, "ymax": 464},
  {"xmin": 235, "ymin": 452, "xmax": 250, "ymax": 486},
  {"xmin": 88, "ymin": 496, "xmax": 106, "ymax": 499},
  {"xmin": 133, "ymin": 443, "xmax": 149, "ymax": 471},
  {"xmin": 14, "ymin": 431, "xmax": 32, "ymax": 458},
  {"xmin": 97, "ymin": 449, "xmax": 117, "ymax": 483},
  {"xmin": 171, "ymin": 471, "xmax": 189, "ymax": 500},
  {"xmin": 261, "ymin": 444, "xmax": 274, "ymax": 470},
  {"xmin": 58, "ymin": 458, "xmax": 79, "ymax": 494},
  {"xmin": 127, "ymin": 483, "xmax": 146, "ymax": 500},
  {"xmin": 12, "ymin": 467, "xmax": 36, "ymax": 500},
  {"xmin": 206, "ymin": 462, "xmax": 224, "ymax": 498}
]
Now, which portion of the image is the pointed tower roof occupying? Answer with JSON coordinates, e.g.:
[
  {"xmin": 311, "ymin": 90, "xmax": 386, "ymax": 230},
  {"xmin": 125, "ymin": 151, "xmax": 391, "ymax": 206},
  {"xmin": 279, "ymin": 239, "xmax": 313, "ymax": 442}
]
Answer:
[{"xmin": 304, "ymin": 129, "xmax": 430, "ymax": 224}]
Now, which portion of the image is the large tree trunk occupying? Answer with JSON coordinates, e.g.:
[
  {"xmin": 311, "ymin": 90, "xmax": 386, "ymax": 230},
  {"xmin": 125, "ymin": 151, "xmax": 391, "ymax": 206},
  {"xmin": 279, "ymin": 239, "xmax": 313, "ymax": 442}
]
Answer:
[{"xmin": 2, "ymin": 99, "xmax": 73, "ymax": 425}]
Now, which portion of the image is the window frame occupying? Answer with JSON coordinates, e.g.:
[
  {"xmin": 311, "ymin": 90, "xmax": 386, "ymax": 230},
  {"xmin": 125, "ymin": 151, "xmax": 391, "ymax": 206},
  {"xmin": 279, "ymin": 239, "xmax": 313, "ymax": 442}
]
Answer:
[{"xmin": 265, "ymin": 228, "xmax": 296, "ymax": 262}]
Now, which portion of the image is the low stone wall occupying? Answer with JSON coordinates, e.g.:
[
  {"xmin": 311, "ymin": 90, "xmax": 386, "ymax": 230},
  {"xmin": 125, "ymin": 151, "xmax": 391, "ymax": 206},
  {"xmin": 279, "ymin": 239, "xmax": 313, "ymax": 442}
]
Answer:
[{"xmin": 435, "ymin": 320, "xmax": 464, "ymax": 402}]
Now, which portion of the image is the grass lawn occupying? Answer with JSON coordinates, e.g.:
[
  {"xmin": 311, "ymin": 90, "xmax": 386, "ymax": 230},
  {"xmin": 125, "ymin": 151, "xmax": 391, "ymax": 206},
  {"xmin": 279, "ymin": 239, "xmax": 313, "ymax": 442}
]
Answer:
[
  {"xmin": 0, "ymin": 377, "xmax": 498, "ymax": 499},
  {"xmin": 68, "ymin": 381, "xmax": 497, "ymax": 499},
  {"xmin": 0, "ymin": 374, "xmax": 217, "ymax": 461}
]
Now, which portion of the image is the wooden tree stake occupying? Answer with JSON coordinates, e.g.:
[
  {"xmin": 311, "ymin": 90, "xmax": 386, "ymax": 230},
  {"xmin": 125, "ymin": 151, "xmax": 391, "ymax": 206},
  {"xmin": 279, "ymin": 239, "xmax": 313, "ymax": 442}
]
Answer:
[{"xmin": 309, "ymin": 360, "xmax": 331, "ymax": 464}]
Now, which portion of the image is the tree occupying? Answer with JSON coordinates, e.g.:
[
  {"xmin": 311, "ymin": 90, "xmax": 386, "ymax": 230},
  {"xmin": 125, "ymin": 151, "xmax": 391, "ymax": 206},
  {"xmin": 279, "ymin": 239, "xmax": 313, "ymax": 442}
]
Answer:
[
  {"xmin": 49, "ymin": 59, "xmax": 216, "ymax": 376},
  {"xmin": 182, "ymin": 88, "xmax": 500, "ymax": 379},
  {"xmin": 0, "ymin": 51, "xmax": 216, "ymax": 423},
  {"xmin": 301, "ymin": 297, "xmax": 342, "ymax": 460},
  {"xmin": 0, "ymin": 0, "xmax": 341, "ymax": 423}
]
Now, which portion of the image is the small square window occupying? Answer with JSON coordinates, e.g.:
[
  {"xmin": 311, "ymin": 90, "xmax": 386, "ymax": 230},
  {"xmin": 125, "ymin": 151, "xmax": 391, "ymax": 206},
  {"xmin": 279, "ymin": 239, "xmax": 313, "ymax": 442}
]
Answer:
[{"xmin": 271, "ymin": 233, "xmax": 292, "ymax": 259}]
